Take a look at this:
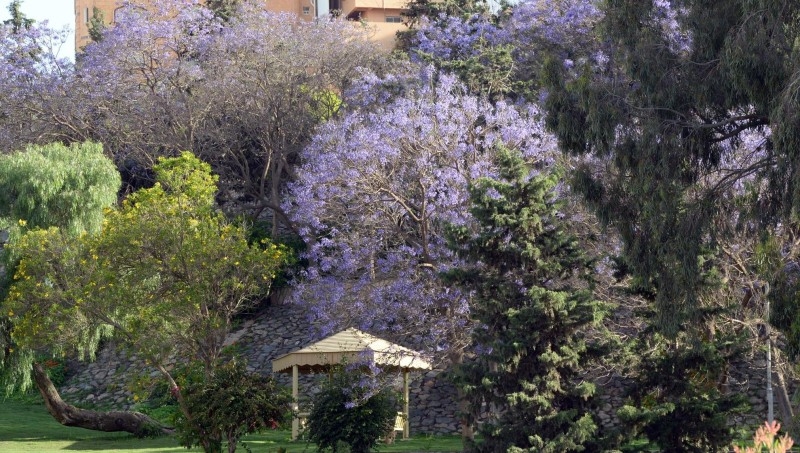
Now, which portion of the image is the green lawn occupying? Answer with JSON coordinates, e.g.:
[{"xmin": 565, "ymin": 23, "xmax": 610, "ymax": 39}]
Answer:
[{"xmin": 0, "ymin": 400, "xmax": 463, "ymax": 452}]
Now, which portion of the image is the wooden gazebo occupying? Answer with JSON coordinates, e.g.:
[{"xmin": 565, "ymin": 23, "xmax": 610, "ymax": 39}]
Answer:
[{"xmin": 272, "ymin": 328, "xmax": 432, "ymax": 440}]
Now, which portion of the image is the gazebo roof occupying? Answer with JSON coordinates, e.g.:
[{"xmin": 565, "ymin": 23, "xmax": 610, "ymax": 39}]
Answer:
[{"xmin": 272, "ymin": 327, "xmax": 432, "ymax": 374}]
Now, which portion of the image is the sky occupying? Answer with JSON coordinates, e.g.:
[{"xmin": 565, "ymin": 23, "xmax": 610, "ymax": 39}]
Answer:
[{"xmin": 0, "ymin": 0, "xmax": 75, "ymax": 60}]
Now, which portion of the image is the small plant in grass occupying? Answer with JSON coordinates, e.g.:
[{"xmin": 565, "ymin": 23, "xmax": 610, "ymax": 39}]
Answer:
[
  {"xmin": 306, "ymin": 364, "xmax": 398, "ymax": 453},
  {"xmin": 733, "ymin": 421, "xmax": 794, "ymax": 453},
  {"xmin": 174, "ymin": 359, "xmax": 292, "ymax": 453}
]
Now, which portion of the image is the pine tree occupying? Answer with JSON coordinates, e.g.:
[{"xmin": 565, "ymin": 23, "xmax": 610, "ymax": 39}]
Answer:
[
  {"xmin": 87, "ymin": 8, "xmax": 106, "ymax": 43},
  {"xmin": 4, "ymin": 0, "xmax": 33, "ymax": 34},
  {"xmin": 446, "ymin": 145, "xmax": 607, "ymax": 453}
]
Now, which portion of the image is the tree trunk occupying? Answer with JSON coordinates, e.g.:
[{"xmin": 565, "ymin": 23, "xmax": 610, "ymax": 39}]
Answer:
[
  {"xmin": 775, "ymin": 369, "xmax": 797, "ymax": 439},
  {"xmin": 457, "ymin": 386, "xmax": 474, "ymax": 440},
  {"xmin": 32, "ymin": 361, "xmax": 172, "ymax": 437},
  {"xmin": 447, "ymin": 350, "xmax": 474, "ymax": 442}
]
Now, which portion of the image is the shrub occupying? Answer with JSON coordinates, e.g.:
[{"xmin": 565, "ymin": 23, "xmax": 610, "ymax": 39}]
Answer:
[
  {"xmin": 617, "ymin": 334, "xmax": 748, "ymax": 452},
  {"xmin": 733, "ymin": 421, "xmax": 794, "ymax": 453},
  {"xmin": 174, "ymin": 360, "xmax": 291, "ymax": 453},
  {"xmin": 306, "ymin": 366, "xmax": 398, "ymax": 453},
  {"xmin": 40, "ymin": 357, "xmax": 66, "ymax": 387}
]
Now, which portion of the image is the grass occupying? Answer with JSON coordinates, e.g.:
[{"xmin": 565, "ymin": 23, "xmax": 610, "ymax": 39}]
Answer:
[{"xmin": 0, "ymin": 399, "xmax": 464, "ymax": 452}]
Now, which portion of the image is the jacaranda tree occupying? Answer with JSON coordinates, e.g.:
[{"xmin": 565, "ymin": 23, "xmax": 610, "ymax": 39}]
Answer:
[
  {"xmin": 0, "ymin": 13, "xmax": 73, "ymax": 153},
  {"xmin": 288, "ymin": 64, "xmax": 558, "ymax": 361},
  {"xmin": 0, "ymin": 0, "xmax": 387, "ymax": 235},
  {"xmin": 408, "ymin": 0, "xmax": 602, "ymax": 100},
  {"xmin": 73, "ymin": 0, "xmax": 385, "ymax": 232},
  {"xmin": 287, "ymin": 63, "xmax": 563, "ymax": 440}
]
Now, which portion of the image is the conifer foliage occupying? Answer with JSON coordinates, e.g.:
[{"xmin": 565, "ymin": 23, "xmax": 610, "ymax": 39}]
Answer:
[{"xmin": 446, "ymin": 146, "xmax": 606, "ymax": 452}]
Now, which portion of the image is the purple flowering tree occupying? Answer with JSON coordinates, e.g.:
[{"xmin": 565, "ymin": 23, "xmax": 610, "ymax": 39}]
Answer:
[
  {"xmin": 408, "ymin": 0, "xmax": 603, "ymax": 98},
  {"xmin": 0, "ymin": 16, "xmax": 74, "ymax": 152},
  {"xmin": 73, "ymin": 0, "xmax": 385, "ymax": 232},
  {"xmin": 287, "ymin": 64, "xmax": 557, "ymax": 362},
  {"xmin": 0, "ymin": 0, "xmax": 385, "ymax": 236}
]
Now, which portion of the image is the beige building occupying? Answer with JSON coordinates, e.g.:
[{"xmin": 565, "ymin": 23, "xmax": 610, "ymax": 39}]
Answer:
[{"xmin": 75, "ymin": 0, "xmax": 407, "ymax": 52}]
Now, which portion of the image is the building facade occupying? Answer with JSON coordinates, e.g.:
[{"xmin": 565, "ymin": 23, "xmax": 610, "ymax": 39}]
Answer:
[{"xmin": 74, "ymin": 0, "xmax": 407, "ymax": 52}]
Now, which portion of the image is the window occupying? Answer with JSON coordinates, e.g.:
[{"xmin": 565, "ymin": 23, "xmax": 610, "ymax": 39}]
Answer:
[
  {"xmin": 85, "ymin": 7, "xmax": 90, "ymax": 24},
  {"xmin": 385, "ymin": 16, "xmax": 402, "ymax": 23},
  {"xmin": 302, "ymin": 6, "xmax": 311, "ymax": 15}
]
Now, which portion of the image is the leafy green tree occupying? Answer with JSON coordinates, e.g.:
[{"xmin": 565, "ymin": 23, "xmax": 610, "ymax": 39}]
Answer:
[
  {"xmin": 3, "ymin": 152, "xmax": 289, "ymax": 442},
  {"xmin": 445, "ymin": 146, "xmax": 608, "ymax": 452},
  {"xmin": 0, "ymin": 142, "xmax": 166, "ymax": 436},
  {"xmin": 206, "ymin": 0, "xmax": 241, "ymax": 22},
  {"xmin": 0, "ymin": 141, "xmax": 120, "ymax": 377},
  {"xmin": 87, "ymin": 7, "xmax": 106, "ymax": 43},
  {"xmin": 93, "ymin": 152, "xmax": 289, "ymax": 378}
]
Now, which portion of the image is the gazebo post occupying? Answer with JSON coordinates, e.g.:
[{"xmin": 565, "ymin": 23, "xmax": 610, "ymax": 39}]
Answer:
[
  {"xmin": 292, "ymin": 364, "xmax": 299, "ymax": 441},
  {"xmin": 403, "ymin": 368, "xmax": 410, "ymax": 439}
]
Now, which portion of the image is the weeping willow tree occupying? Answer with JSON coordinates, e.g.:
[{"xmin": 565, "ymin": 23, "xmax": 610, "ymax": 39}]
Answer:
[
  {"xmin": 0, "ymin": 141, "xmax": 120, "ymax": 306},
  {"xmin": 0, "ymin": 142, "xmax": 120, "ymax": 236}
]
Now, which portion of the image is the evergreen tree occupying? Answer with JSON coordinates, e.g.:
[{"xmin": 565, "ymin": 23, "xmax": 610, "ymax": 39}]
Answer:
[
  {"xmin": 446, "ymin": 146, "xmax": 607, "ymax": 452},
  {"xmin": 4, "ymin": 0, "xmax": 33, "ymax": 34},
  {"xmin": 87, "ymin": 7, "xmax": 105, "ymax": 43},
  {"xmin": 206, "ymin": 0, "xmax": 240, "ymax": 22}
]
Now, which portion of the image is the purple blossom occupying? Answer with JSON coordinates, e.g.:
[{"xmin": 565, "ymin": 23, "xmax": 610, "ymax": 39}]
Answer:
[
  {"xmin": 507, "ymin": 0, "xmax": 603, "ymax": 73},
  {"xmin": 0, "ymin": 19, "xmax": 74, "ymax": 151},
  {"xmin": 651, "ymin": 0, "xmax": 692, "ymax": 54},
  {"xmin": 287, "ymin": 64, "xmax": 558, "ymax": 361},
  {"xmin": 407, "ymin": 0, "xmax": 605, "ymax": 92},
  {"xmin": 508, "ymin": 0, "xmax": 601, "ymax": 47},
  {"xmin": 411, "ymin": 13, "xmax": 508, "ymax": 63}
]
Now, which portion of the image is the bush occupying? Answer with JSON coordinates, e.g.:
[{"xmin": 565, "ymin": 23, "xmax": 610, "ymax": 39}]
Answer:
[
  {"xmin": 306, "ymin": 366, "xmax": 398, "ymax": 453},
  {"xmin": 733, "ymin": 421, "xmax": 795, "ymax": 453},
  {"xmin": 174, "ymin": 360, "xmax": 291, "ymax": 453},
  {"xmin": 617, "ymin": 334, "xmax": 748, "ymax": 452},
  {"xmin": 41, "ymin": 357, "xmax": 66, "ymax": 387}
]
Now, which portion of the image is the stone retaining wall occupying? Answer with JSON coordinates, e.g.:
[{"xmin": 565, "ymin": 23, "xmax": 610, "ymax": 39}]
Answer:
[
  {"xmin": 58, "ymin": 304, "xmax": 794, "ymax": 435},
  {"xmin": 59, "ymin": 304, "xmax": 462, "ymax": 435}
]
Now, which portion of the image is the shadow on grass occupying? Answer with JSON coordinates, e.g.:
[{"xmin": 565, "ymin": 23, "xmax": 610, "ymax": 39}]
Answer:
[{"xmin": 2, "ymin": 400, "xmax": 463, "ymax": 452}]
